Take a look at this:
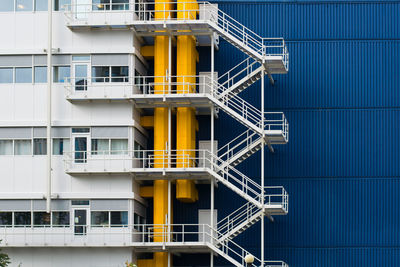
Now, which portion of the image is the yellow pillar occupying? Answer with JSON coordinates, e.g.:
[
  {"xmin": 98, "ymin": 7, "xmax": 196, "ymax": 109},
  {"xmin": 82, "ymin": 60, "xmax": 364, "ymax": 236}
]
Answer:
[
  {"xmin": 153, "ymin": 1, "xmax": 172, "ymax": 266},
  {"xmin": 176, "ymin": 0, "xmax": 199, "ymax": 202}
]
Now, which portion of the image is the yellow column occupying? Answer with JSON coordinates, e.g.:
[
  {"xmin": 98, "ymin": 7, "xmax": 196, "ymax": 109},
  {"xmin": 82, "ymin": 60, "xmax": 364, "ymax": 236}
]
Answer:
[
  {"xmin": 176, "ymin": 0, "xmax": 199, "ymax": 202},
  {"xmin": 153, "ymin": 1, "xmax": 172, "ymax": 266}
]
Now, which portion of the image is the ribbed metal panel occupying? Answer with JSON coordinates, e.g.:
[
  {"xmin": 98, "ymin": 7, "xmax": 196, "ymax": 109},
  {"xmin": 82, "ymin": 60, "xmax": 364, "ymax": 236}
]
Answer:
[
  {"xmin": 181, "ymin": 1, "xmax": 400, "ymax": 266},
  {"xmin": 216, "ymin": 1, "xmax": 400, "ymax": 40}
]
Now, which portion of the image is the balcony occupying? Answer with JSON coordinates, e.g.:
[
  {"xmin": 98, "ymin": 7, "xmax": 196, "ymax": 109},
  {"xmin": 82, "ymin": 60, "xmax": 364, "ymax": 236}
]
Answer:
[
  {"xmin": 63, "ymin": 149, "xmax": 213, "ymax": 180},
  {"xmin": 0, "ymin": 224, "xmax": 288, "ymax": 267},
  {"xmin": 64, "ymin": 3, "xmax": 135, "ymax": 29}
]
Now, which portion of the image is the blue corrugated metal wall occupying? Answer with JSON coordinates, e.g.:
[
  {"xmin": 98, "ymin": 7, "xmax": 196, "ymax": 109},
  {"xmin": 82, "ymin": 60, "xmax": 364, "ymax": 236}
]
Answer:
[{"xmin": 173, "ymin": 0, "xmax": 400, "ymax": 266}]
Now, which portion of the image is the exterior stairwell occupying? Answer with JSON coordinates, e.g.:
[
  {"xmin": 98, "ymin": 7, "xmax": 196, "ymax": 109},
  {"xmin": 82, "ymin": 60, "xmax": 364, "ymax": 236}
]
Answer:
[
  {"xmin": 217, "ymin": 129, "xmax": 263, "ymax": 168},
  {"xmin": 217, "ymin": 57, "xmax": 264, "ymax": 98}
]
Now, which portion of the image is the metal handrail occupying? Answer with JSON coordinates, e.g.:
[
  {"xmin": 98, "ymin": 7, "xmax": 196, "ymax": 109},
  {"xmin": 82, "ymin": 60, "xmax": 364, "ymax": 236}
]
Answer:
[{"xmin": 63, "ymin": 2, "xmax": 288, "ymax": 61}]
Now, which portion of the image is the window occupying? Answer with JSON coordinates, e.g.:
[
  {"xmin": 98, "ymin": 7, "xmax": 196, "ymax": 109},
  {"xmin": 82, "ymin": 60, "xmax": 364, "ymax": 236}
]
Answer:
[
  {"xmin": 92, "ymin": 66, "xmax": 110, "ymax": 82},
  {"xmin": 93, "ymin": 0, "xmax": 110, "ymax": 10},
  {"xmin": 14, "ymin": 140, "xmax": 32, "ymax": 155},
  {"xmin": 111, "ymin": 66, "xmax": 129, "ymax": 82},
  {"xmin": 52, "ymin": 211, "xmax": 70, "ymax": 226},
  {"xmin": 34, "ymin": 66, "xmax": 47, "ymax": 83},
  {"xmin": 112, "ymin": 0, "xmax": 129, "ymax": 10},
  {"xmin": 91, "ymin": 211, "xmax": 109, "ymax": 227},
  {"xmin": 33, "ymin": 138, "xmax": 47, "ymax": 155},
  {"xmin": 91, "ymin": 139, "xmax": 109, "ymax": 155},
  {"xmin": 0, "ymin": 140, "xmax": 13, "ymax": 155},
  {"xmin": 133, "ymin": 213, "xmax": 145, "ymax": 230},
  {"xmin": 14, "ymin": 212, "xmax": 31, "ymax": 226},
  {"xmin": 16, "ymin": 0, "xmax": 33, "ymax": 11},
  {"xmin": 54, "ymin": 0, "xmax": 70, "ymax": 11},
  {"xmin": 1, "ymin": 0, "xmax": 14, "ymax": 11},
  {"xmin": 72, "ymin": 128, "xmax": 90, "ymax": 133},
  {"xmin": 72, "ymin": 55, "xmax": 90, "ymax": 61},
  {"xmin": 0, "ymin": 212, "xmax": 12, "ymax": 226},
  {"xmin": 15, "ymin": 67, "xmax": 32, "ymax": 83},
  {"xmin": 0, "ymin": 68, "xmax": 13, "ymax": 83},
  {"xmin": 71, "ymin": 200, "xmax": 89, "ymax": 205},
  {"xmin": 53, "ymin": 66, "xmax": 70, "ymax": 83},
  {"xmin": 35, "ymin": 0, "xmax": 48, "ymax": 11},
  {"xmin": 53, "ymin": 138, "xmax": 70, "ymax": 155},
  {"xmin": 91, "ymin": 66, "xmax": 128, "ymax": 83},
  {"xmin": 33, "ymin": 212, "xmax": 51, "ymax": 226},
  {"xmin": 111, "ymin": 139, "xmax": 128, "ymax": 154},
  {"xmin": 134, "ymin": 141, "xmax": 144, "ymax": 158},
  {"xmin": 111, "ymin": 211, "xmax": 128, "ymax": 226}
]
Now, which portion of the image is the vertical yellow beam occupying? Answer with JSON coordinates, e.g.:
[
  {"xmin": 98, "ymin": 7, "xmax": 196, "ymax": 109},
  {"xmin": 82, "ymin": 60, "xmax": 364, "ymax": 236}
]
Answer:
[
  {"xmin": 176, "ymin": 0, "xmax": 198, "ymax": 202},
  {"xmin": 153, "ymin": 1, "xmax": 172, "ymax": 266}
]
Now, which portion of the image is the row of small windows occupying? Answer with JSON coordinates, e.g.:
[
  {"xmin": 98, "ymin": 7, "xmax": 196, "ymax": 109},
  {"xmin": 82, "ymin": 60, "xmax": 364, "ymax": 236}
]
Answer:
[
  {"xmin": 0, "ymin": 66, "xmax": 129, "ymax": 84},
  {"xmin": 0, "ymin": 138, "xmax": 130, "ymax": 155},
  {"xmin": 0, "ymin": 138, "xmax": 69, "ymax": 155},
  {"xmin": 0, "ymin": 211, "xmax": 69, "ymax": 227},
  {"xmin": 1, "ymin": 0, "xmax": 129, "ymax": 12},
  {"xmin": 0, "ymin": 211, "xmax": 128, "ymax": 227}
]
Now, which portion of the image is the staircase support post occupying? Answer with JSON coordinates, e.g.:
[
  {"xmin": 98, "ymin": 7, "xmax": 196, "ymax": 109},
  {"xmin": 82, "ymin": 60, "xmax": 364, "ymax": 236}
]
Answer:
[{"xmin": 261, "ymin": 64, "xmax": 265, "ymax": 266}]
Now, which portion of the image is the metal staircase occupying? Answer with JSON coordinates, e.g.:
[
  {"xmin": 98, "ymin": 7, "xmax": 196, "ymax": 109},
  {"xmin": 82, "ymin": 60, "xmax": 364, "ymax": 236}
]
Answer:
[
  {"xmin": 217, "ymin": 56, "xmax": 264, "ymax": 98},
  {"xmin": 63, "ymin": 2, "xmax": 290, "ymax": 265}
]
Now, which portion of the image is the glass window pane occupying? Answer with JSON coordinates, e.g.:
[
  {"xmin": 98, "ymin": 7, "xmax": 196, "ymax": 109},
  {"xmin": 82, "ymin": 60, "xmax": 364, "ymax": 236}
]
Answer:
[
  {"xmin": 54, "ymin": 0, "xmax": 71, "ymax": 11},
  {"xmin": 1, "ymin": 0, "xmax": 14, "ymax": 11},
  {"xmin": 0, "ymin": 212, "xmax": 12, "ymax": 226},
  {"xmin": 33, "ymin": 212, "xmax": 51, "ymax": 226},
  {"xmin": 53, "ymin": 66, "xmax": 70, "ymax": 83},
  {"xmin": 34, "ymin": 66, "xmax": 47, "ymax": 83},
  {"xmin": 33, "ymin": 138, "xmax": 47, "ymax": 155},
  {"xmin": 111, "ymin": 66, "xmax": 128, "ymax": 82},
  {"xmin": 91, "ymin": 139, "xmax": 109, "ymax": 155},
  {"xmin": 93, "ymin": 0, "xmax": 110, "ymax": 10},
  {"xmin": 92, "ymin": 66, "xmax": 110, "ymax": 83},
  {"xmin": 72, "ymin": 55, "xmax": 90, "ymax": 61},
  {"xmin": 0, "ymin": 68, "xmax": 13, "ymax": 83},
  {"xmin": 111, "ymin": 139, "xmax": 128, "ymax": 155},
  {"xmin": 0, "ymin": 140, "xmax": 13, "ymax": 155},
  {"xmin": 53, "ymin": 138, "xmax": 70, "ymax": 155},
  {"xmin": 91, "ymin": 211, "xmax": 109, "ymax": 226},
  {"xmin": 35, "ymin": 0, "xmax": 47, "ymax": 11},
  {"xmin": 71, "ymin": 128, "xmax": 90, "ymax": 133},
  {"xmin": 71, "ymin": 200, "xmax": 89, "ymax": 205},
  {"xmin": 112, "ymin": 0, "xmax": 129, "ymax": 10},
  {"xmin": 14, "ymin": 140, "xmax": 32, "ymax": 155},
  {"xmin": 14, "ymin": 212, "xmax": 31, "ymax": 226},
  {"xmin": 15, "ymin": 67, "xmax": 32, "ymax": 83},
  {"xmin": 16, "ymin": 0, "xmax": 33, "ymax": 11},
  {"xmin": 52, "ymin": 212, "xmax": 70, "ymax": 226},
  {"xmin": 110, "ymin": 211, "xmax": 128, "ymax": 226}
]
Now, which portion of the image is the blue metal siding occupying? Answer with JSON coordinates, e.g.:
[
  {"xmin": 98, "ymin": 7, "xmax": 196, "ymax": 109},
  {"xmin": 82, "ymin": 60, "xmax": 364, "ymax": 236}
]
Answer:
[{"xmin": 175, "ymin": 1, "xmax": 400, "ymax": 266}]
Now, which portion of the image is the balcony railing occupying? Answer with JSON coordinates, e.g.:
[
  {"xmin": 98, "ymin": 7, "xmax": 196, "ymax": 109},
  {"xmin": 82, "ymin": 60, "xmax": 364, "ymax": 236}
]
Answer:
[
  {"xmin": 63, "ymin": 149, "xmax": 209, "ymax": 173},
  {"xmin": 0, "ymin": 224, "xmax": 288, "ymax": 267}
]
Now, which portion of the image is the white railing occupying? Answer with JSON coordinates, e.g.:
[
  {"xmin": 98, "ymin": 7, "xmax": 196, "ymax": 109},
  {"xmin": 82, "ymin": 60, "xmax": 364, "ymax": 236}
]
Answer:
[
  {"xmin": 64, "ymin": 3, "xmax": 134, "ymax": 24},
  {"xmin": 218, "ymin": 56, "xmax": 262, "ymax": 90},
  {"xmin": 217, "ymin": 129, "xmax": 261, "ymax": 162},
  {"xmin": 63, "ymin": 149, "xmax": 288, "ymax": 211},
  {"xmin": 63, "ymin": 149, "xmax": 210, "ymax": 172},
  {"xmin": 0, "ymin": 223, "xmax": 288, "ymax": 266},
  {"xmin": 133, "ymin": 2, "xmax": 287, "ymax": 59},
  {"xmin": 63, "ymin": 2, "xmax": 288, "ymax": 67},
  {"xmin": 217, "ymin": 186, "xmax": 288, "ymax": 238}
]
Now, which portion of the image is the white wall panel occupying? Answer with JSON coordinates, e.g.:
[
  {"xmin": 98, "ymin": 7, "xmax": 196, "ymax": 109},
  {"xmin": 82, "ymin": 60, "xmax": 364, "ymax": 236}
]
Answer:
[{"xmin": 3, "ymin": 248, "xmax": 132, "ymax": 267}]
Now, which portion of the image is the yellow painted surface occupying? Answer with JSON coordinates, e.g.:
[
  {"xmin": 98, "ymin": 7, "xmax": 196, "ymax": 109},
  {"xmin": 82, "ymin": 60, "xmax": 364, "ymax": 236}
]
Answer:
[
  {"xmin": 140, "ymin": 45, "xmax": 154, "ymax": 59},
  {"xmin": 153, "ymin": 0, "xmax": 171, "ymax": 264},
  {"xmin": 139, "ymin": 186, "xmax": 154, "ymax": 198},
  {"xmin": 137, "ymin": 259, "xmax": 154, "ymax": 267},
  {"xmin": 140, "ymin": 116, "xmax": 154, "ymax": 128},
  {"xmin": 176, "ymin": 2, "xmax": 198, "ymax": 202}
]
